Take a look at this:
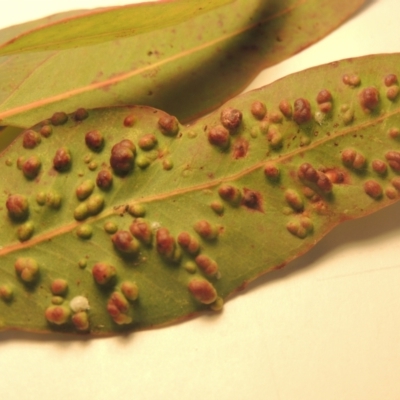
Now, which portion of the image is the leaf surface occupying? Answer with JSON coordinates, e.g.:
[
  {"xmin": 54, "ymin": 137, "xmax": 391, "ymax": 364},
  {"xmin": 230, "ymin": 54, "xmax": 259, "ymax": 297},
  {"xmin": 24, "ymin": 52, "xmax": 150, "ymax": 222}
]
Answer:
[
  {"xmin": 1, "ymin": 53, "xmax": 399, "ymax": 335},
  {"xmin": 0, "ymin": 0, "xmax": 365, "ymax": 128}
]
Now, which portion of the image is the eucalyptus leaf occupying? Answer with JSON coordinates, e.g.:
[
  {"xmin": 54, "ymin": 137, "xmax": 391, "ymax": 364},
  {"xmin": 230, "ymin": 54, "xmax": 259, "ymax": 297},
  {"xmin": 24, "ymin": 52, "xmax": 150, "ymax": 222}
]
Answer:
[
  {"xmin": 0, "ymin": 53, "xmax": 399, "ymax": 334},
  {"xmin": 0, "ymin": 0, "xmax": 365, "ymax": 128}
]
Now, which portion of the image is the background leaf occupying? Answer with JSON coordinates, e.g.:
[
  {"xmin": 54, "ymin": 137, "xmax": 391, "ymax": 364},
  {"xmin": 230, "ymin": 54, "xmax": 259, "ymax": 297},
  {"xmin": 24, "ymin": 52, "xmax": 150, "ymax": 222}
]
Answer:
[
  {"xmin": 1, "ymin": 53, "xmax": 399, "ymax": 334},
  {"xmin": 0, "ymin": 0, "xmax": 365, "ymax": 128},
  {"xmin": 0, "ymin": 0, "xmax": 233, "ymax": 55}
]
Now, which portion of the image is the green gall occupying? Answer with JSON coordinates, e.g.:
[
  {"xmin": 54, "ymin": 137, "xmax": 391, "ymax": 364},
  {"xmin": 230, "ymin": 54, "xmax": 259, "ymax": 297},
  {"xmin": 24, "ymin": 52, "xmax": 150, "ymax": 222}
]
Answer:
[
  {"xmin": 22, "ymin": 156, "xmax": 41, "ymax": 179},
  {"xmin": 86, "ymin": 194, "xmax": 104, "ymax": 216},
  {"xmin": 88, "ymin": 161, "xmax": 98, "ymax": 171},
  {"xmin": 162, "ymin": 158, "xmax": 174, "ymax": 170},
  {"xmin": 184, "ymin": 262, "xmax": 197, "ymax": 274},
  {"xmin": 46, "ymin": 191, "xmax": 62, "ymax": 209},
  {"xmin": 128, "ymin": 203, "xmax": 146, "ymax": 217},
  {"xmin": 74, "ymin": 203, "xmax": 89, "ymax": 221},
  {"xmin": 136, "ymin": 155, "xmax": 151, "ymax": 169},
  {"xmin": 210, "ymin": 296, "xmax": 224, "ymax": 311},
  {"xmin": 121, "ymin": 281, "xmax": 139, "ymax": 301},
  {"xmin": 210, "ymin": 200, "xmax": 224, "ymax": 215},
  {"xmin": 51, "ymin": 296, "xmax": 64, "ymax": 305},
  {"xmin": 36, "ymin": 191, "xmax": 46, "ymax": 206},
  {"xmin": 76, "ymin": 224, "xmax": 93, "ymax": 239},
  {"xmin": 76, "ymin": 179, "xmax": 95, "ymax": 200},
  {"xmin": 6, "ymin": 194, "xmax": 29, "ymax": 220},
  {"xmin": 17, "ymin": 221, "xmax": 34, "ymax": 242},
  {"xmin": 104, "ymin": 221, "xmax": 118, "ymax": 234},
  {"xmin": 138, "ymin": 133, "xmax": 157, "ymax": 150},
  {"xmin": 284, "ymin": 189, "xmax": 304, "ymax": 212},
  {"xmin": 267, "ymin": 126, "xmax": 283, "ymax": 149}
]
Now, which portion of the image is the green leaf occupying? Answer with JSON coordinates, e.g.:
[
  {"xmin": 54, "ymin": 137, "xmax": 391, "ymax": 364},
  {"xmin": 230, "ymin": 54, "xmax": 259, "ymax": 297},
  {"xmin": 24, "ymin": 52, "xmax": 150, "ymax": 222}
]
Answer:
[
  {"xmin": 0, "ymin": 0, "xmax": 365, "ymax": 128},
  {"xmin": 0, "ymin": 0, "xmax": 233, "ymax": 55},
  {"xmin": 0, "ymin": 53, "xmax": 399, "ymax": 334}
]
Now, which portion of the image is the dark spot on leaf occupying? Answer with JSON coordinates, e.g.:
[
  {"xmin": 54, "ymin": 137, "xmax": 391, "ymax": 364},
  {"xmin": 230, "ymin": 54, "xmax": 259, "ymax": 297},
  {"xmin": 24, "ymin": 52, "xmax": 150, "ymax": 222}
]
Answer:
[
  {"xmin": 208, "ymin": 125, "xmax": 230, "ymax": 148},
  {"xmin": 220, "ymin": 107, "xmax": 242, "ymax": 130},
  {"xmin": 372, "ymin": 159, "xmax": 387, "ymax": 175},
  {"xmin": 6, "ymin": 194, "xmax": 29, "ymax": 220},
  {"xmin": 250, "ymin": 101, "xmax": 266, "ymax": 120},
  {"xmin": 124, "ymin": 114, "xmax": 135, "ymax": 127},
  {"xmin": 195, "ymin": 254, "xmax": 218, "ymax": 276},
  {"xmin": 110, "ymin": 140, "xmax": 136, "ymax": 174},
  {"xmin": 112, "ymin": 230, "xmax": 140, "ymax": 254},
  {"xmin": 364, "ymin": 180, "xmax": 382, "ymax": 199},
  {"xmin": 242, "ymin": 188, "xmax": 263, "ymax": 212},
  {"xmin": 279, "ymin": 100, "xmax": 292, "ymax": 118},
  {"xmin": 188, "ymin": 278, "xmax": 217, "ymax": 304},
  {"xmin": 96, "ymin": 169, "xmax": 113, "ymax": 190},
  {"xmin": 342, "ymin": 74, "xmax": 360, "ymax": 87},
  {"xmin": 384, "ymin": 74, "xmax": 398, "ymax": 87},
  {"xmin": 22, "ymin": 156, "xmax": 41, "ymax": 179},
  {"xmin": 359, "ymin": 87, "xmax": 379, "ymax": 112},
  {"xmin": 316, "ymin": 89, "xmax": 332, "ymax": 104},
  {"xmin": 74, "ymin": 108, "xmax": 89, "ymax": 121},
  {"xmin": 158, "ymin": 113, "xmax": 179, "ymax": 136},
  {"xmin": 293, "ymin": 98, "xmax": 311, "ymax": 124},
  {"xmin": 232, "ymin": 138, "xmax": 249, "ymax": 159},
  {"xmin": 53, "ymin": 147, "xmax": 71, "ymax": 171},
  {"xmin": 51, "ymin": 112, "xmax": 68, "ymax": 126},
  {"xmin": 85, "ymin": 130, "xmax": 104, "ymax": 151},
  {"xmin": 23, "ymin": 130, "xmax": 41, "ymax": 149},
  {"xmin": 385, "ymin": 150, "xmax": 400, "ymax": 171}
]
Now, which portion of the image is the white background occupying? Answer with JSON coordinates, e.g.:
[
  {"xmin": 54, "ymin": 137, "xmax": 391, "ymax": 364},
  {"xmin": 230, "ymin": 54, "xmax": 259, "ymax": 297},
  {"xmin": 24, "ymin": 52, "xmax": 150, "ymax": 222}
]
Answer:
[{"xmin": 1, "ymin": 1, "xmax": 400, "ymax": 399}]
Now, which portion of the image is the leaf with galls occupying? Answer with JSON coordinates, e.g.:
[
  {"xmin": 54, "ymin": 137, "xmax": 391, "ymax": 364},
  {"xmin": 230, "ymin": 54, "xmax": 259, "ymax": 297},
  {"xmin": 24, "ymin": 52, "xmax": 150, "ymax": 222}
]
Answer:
[{"xmin": 1, "ymin": 53, "xmax": 400, "ymax": 335}]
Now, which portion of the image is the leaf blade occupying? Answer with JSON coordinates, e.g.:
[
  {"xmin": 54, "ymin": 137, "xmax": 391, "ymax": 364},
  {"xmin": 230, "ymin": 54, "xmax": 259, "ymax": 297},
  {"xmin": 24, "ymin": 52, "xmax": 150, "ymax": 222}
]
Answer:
[{"xmin": 0, "ymin": 53, "xmax": 399, "ymax": 334}]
